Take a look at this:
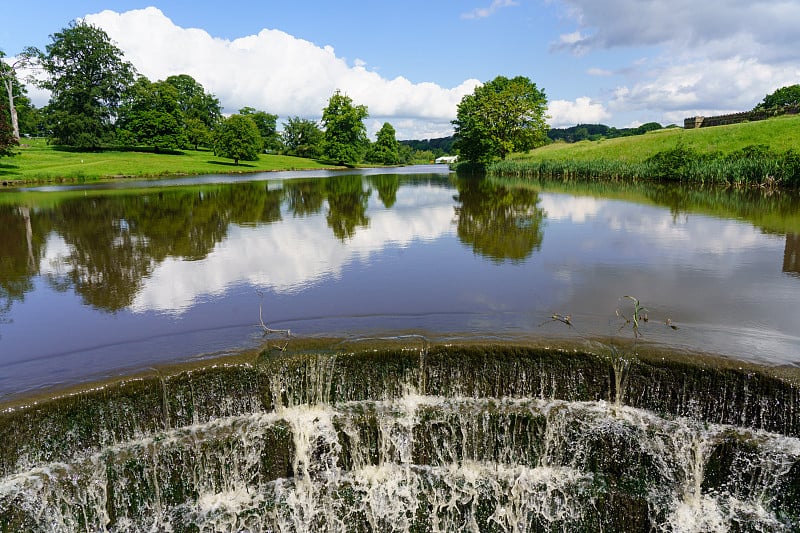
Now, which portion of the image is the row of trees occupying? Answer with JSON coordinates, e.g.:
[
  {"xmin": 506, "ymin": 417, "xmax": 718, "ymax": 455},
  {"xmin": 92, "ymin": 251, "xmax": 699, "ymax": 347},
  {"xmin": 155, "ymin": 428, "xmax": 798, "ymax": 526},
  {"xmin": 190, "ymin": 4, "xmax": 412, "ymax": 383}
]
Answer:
[{"xmin": 0, "ymin": 20, "xmax": 404, "ymax": 166}]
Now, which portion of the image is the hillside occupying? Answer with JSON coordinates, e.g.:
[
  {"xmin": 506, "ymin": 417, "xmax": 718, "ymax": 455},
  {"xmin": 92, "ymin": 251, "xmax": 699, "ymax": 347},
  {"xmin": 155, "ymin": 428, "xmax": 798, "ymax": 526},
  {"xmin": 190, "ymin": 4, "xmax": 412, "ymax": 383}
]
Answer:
[{"xmin": 513, "ymin": 114, "xmax": 800, "ymax": 163}]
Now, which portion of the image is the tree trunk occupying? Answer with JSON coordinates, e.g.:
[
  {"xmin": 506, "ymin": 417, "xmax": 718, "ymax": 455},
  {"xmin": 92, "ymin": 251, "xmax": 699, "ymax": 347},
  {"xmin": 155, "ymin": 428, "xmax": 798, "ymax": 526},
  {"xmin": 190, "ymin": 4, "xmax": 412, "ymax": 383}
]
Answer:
[{"xmin": 2, "ymin": 77, "xmax": 20, "ymax": 140}]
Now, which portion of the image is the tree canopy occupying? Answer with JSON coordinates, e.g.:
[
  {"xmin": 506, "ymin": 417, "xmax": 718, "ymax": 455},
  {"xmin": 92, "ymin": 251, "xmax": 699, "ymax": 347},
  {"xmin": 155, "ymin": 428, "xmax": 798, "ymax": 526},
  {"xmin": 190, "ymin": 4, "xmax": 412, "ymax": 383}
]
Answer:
[
  {"xmin": 755, "ymin": 84, "xmax": 800, "ymax": 111},
  {"xmin": 282, "ymin": 116, "xmax": 323, "ymax": 159},
  {"xmin": 365, "ymin": 122, "xmax": 400, "ymax": 165},
  {"xmin": 239, "ymin": 107, "xmax": 280, "ymax": 152},
  {"xmin": 321, "ymin": 90, "xmax": 369, "ymax": 166},
  {"xmin": 214, "ymin": 114, "xmax": 262, "ymax": 165},
  {"xmin": 0, "ymin": 102, "xmax": 18, "ymax": 157},
  {"xmin": 39, "ymin": 20, "xmax": 136, "ymax": 148},
  {"xmin": 118, "ymin": 77, "xmax": 184, "ymax": 151},
  {"xmin": 453, "ymin": 75, "xmax": 548, "ymax": 164},
  {"xmin": 165, "ymin": 74, "xmax": 221, "ymax": 129}
]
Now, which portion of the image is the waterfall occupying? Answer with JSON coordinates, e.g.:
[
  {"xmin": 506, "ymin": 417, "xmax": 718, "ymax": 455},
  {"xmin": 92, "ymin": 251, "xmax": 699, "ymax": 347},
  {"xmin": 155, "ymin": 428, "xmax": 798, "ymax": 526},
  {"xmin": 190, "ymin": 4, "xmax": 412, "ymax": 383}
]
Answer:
[{"xmin": 1, "ymin": 341, "xmax": 799, "ymax": 531}]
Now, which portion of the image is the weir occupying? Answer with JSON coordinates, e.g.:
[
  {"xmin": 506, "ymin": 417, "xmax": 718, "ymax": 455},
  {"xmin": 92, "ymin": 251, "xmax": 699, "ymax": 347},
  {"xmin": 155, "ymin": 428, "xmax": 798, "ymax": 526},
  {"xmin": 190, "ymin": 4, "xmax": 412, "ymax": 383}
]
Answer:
[{"xmin": 1, "ymin": 339, "xmax": 799, "ymax": 532}]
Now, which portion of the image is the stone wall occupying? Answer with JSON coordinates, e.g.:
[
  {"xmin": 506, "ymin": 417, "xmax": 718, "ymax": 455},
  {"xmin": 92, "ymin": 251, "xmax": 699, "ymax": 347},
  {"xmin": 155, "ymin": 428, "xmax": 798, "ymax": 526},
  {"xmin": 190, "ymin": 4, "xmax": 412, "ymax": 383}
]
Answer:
[{"xmin": 684, "ymin": 106, "xmax": 799, "ymax": 129}]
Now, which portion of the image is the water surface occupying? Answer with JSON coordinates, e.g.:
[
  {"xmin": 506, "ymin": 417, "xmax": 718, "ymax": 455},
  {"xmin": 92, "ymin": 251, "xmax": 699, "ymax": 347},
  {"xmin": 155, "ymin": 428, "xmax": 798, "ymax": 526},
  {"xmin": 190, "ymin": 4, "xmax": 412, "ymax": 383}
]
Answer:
[{"xmin": 2, "ymin": 166, "xmax": 799, "ymax": 399}]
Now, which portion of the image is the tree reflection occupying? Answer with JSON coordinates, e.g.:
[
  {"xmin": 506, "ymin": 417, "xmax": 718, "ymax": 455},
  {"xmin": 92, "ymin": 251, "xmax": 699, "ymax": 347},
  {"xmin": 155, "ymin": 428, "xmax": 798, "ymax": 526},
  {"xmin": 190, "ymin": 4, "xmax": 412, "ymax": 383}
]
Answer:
[
  {"xmin": 326, "ymin": 175, "xmax": 371, "ymax": 241},
  {"xmin": 453, "ymin": 177, "xmax": 546, "ymax": 263},
  {"xmin": 368, "ymin": 175, "xmax": 400, "ymax": 208},
  {"xmin": 0, "ymin": 205, "xmax": 49, "ymax": 330},
  {"xmin": 785, "ymin": 233, "xmax": 799, "ymax": 277},
  {"xmin": 285, "ymin": 179, "xmax": 325, "ymax": 217}
]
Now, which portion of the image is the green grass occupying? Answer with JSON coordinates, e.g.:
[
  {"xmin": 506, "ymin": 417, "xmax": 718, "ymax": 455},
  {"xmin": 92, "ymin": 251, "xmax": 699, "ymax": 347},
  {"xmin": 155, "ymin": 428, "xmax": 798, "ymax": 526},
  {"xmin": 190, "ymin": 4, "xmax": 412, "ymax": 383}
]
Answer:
[
  {"xmin": 488, "ymin": 115, "xmax": 800, "ymax": 187},
  {"xmin": 513, "ymin": 114, "xmax": 800, "ymax": 163},
  {"xmin": 0, "ymin": 138, "xmax": 344, "ymax": 184}
]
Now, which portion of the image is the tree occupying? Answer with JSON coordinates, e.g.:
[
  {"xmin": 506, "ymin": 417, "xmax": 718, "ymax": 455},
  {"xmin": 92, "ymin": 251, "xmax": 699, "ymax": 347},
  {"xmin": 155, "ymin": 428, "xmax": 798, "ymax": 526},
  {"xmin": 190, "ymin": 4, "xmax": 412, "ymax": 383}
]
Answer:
[
  {"xmin": 755, "ymin": 84, "xmax": 800, "ymax": 111},
  {"xmin": 321, "ymin": 90, "xmax": 369, "ymax": 165},
  {"xmin": 365, "ymin": 122, "xmax": 400, "ymax": 165},
  {"xmin": 1, "ymin": 49, "xmax": 37, "ymax": 140},
  {"xmin": 282, "ymin": 116, "xmax": 323, "ymax": 158},
  {"xmin": 165, "ymin": 74, "xmax": 221, "ymax": 129},
  {"xmin": 239, "ymin": 107, "xmax": 280, "ymax": 152},
  {"xmin": 214, "ymin": 114, "xmax": 262, "ymax": 165},
  {"xmin": 453, "ymin": 75, "xmax": 548, "ymax": 163},
  {"xmin": 184, "ymin": 117, "xmax": 211, "ymax": 150},
  {"xmin": 0, "ymin": 102, "xmax": 18, "ymax": 157},
  {"xmin": 38, "ymin": 21, "xmax": 135, "ymax": 148},
  {"xmin": 118, "ymin": 77, "xmax": 184, "ymax": 151}
]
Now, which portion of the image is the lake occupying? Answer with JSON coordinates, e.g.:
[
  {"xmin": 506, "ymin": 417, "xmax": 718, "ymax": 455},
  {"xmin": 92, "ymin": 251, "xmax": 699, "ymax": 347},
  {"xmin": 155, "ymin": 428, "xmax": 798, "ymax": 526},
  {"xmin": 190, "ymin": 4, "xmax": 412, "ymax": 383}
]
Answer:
[{"xmin": 1, "ymin": 165, "xmax": 799, "ymax": 401}]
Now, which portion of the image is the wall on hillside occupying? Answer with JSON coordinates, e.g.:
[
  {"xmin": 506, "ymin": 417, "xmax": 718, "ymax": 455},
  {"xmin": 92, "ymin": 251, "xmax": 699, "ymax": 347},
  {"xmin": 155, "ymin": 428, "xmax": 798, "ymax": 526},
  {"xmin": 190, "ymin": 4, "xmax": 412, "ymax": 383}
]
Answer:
[{"xmin": 684, "ymin": 106, "xmax": 799, "ymax": 129}]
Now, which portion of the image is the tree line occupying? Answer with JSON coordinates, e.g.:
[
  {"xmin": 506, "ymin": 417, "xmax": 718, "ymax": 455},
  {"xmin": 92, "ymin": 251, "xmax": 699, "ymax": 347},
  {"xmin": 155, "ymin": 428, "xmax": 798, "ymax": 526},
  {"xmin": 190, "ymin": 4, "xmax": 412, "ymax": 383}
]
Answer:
[{"xmin": 0, "ymin": 20, "xmax": 409, "ymax": 166}]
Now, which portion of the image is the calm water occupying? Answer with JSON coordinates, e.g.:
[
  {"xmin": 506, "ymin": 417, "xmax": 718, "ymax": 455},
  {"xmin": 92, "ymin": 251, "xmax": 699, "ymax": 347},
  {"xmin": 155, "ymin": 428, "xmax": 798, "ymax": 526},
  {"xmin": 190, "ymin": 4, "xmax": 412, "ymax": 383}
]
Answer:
[{"xmin": 1, "ymin": 166, "xmax": 799, "ymax": 399}]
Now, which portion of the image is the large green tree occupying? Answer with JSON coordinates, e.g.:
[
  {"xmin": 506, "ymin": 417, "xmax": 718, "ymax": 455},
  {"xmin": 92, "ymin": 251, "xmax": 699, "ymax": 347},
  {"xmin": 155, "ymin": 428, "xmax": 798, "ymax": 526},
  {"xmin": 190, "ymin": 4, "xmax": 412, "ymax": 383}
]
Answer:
[
  {"xmin": 214, "ymin": 114, "xmax": 262, "ymax": 165},
  {"xmin": 39, "ymin": 21, "xmax": 136, "ymax": 148},
  {"xmin": 118, "ymin": 77, "xmax": 184, "ymax": 151},
  {"xmin": 453, "ymin": 75, "xmax": 548, "ymax": 163},
  {"xmin": 282, "ymin": 116, "xmax": 323, "ymax": 158},
  {"xmin": 239, "ymin": 107, "xmax": 280, "ymax": 152},
  {"xmin": 365, "ymin": 122, "xmax": 400, "ymax": 165},
  {"xmin": 165, "ymin": 74, "xmax": 221, "ymax": 129},
  {"xmin": 321, "ymin": 90, "xmax": 369, "ymax": 165}
]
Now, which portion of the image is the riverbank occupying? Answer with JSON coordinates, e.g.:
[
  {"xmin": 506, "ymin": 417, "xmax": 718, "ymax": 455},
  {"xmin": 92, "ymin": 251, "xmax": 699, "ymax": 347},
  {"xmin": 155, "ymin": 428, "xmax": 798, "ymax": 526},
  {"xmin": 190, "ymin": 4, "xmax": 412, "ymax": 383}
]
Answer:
[
  {"xmin": 490, "ymin": 114, "xmax": 800, "ymax": 187},
  {"xmin": 0, "ymin": 138, "xmax": 345, "ymax": 186}
]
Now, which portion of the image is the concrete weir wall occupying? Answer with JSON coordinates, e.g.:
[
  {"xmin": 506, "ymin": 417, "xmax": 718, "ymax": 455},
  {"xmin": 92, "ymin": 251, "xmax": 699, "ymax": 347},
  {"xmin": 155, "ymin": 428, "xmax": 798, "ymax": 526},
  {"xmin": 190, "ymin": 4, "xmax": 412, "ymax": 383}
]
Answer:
[{"xmin": 1, "ymin": 340, "xmax": 799, "ymax": 532}]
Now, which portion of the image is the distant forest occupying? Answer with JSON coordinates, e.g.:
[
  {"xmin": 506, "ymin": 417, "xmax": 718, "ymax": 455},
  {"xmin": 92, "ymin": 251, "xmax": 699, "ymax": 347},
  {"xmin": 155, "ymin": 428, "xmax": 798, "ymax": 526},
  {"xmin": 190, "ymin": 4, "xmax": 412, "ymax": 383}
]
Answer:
[
  {"xmin": 401, "ymin": 122, "xmax": 678, "ymax": 156},
  {"xmin": 399, "ymin": 136, "xmax": 455, "ymax": 157}
]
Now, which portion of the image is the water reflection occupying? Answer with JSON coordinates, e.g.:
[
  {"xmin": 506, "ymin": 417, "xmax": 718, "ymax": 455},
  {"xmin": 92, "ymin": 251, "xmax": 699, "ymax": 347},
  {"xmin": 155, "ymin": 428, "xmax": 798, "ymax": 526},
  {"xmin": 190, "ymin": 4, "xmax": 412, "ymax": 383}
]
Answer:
[
  {"xmin": 785, "ymin": 234, "xmax": 800, "ymax": 277},
  {"xmin": 1, "ymin": 172, "xmax": 800, "ymax": 398},
  {"xmin": 454, "ymin": 178, "xmax": 545, "ymax": 263}
]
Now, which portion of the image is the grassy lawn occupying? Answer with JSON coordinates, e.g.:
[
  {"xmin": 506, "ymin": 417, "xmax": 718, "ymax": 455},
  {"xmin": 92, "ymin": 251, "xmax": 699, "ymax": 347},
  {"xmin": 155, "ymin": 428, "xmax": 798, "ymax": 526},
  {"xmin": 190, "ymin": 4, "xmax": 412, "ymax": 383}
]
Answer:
[
  {"xmin": 0, "ymin": 138, "xmax": 344, "ymax": 184},
  {"xmin": 512, "ymin": 114, "xmax": 800, "ymax": 163}
]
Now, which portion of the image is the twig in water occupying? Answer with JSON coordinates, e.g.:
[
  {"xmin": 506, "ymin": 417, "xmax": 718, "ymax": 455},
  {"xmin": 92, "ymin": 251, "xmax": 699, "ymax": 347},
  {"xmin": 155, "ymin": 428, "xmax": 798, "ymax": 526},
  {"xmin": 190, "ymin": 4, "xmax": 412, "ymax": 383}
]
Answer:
[
  {"xmin": 257, "ymin": 291, "xmax": 292, "ymax": 338},
  {"xmin": 538, "ymin": 313, "xmax": 573, "ymax": 328}
]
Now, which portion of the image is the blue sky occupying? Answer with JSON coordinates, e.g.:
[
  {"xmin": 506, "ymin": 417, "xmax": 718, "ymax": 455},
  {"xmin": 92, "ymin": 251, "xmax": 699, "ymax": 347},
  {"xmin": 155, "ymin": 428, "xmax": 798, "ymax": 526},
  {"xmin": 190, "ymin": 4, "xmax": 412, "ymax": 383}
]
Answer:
[{"xmin": 4, "ymin": 1, "xmax": 799, "ymax": 139}]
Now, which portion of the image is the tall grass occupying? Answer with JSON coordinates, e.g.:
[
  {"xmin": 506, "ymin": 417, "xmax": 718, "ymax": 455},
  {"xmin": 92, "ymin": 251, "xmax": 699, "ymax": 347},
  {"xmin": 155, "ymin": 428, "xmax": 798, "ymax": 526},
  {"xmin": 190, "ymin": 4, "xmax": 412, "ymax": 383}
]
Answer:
[{"xmin": 489, "ymin": 145, "xmax": 800, "ymax": 188}]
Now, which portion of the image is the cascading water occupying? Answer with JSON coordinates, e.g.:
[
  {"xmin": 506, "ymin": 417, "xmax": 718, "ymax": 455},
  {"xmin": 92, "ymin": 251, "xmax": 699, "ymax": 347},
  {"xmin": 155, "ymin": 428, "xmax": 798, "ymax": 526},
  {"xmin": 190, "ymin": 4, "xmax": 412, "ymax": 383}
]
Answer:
[{"xmin": 1, "ymin": 340, "xmax": 799, "ymax": 532}]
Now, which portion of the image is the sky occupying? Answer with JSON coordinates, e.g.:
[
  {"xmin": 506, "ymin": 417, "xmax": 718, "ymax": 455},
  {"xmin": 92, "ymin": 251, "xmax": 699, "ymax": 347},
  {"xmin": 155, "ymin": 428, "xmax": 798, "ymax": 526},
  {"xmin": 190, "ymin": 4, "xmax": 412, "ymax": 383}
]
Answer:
[{"xmin": 3, "ymin": 0, "xmax": 800, "ymax": 140}]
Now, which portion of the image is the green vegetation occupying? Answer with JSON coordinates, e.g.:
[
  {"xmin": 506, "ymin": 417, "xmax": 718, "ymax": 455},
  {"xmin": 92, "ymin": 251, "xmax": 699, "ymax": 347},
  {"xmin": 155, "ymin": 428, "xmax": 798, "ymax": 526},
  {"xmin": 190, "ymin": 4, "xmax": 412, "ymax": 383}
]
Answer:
[
  {"xmin": 0, "ymin": 138, "xmax": 340, "ymax": 183},
  {"xmin": 365, "ymin": 122, "xmax": 400, "ymax": 165},
  {"xmin": 321, "ymin": 90, "xmax": 369, "ymax": 166},
  {"xmin": 754, "ymin": 84, "xmax": 800, "ymax": 112},
  {"xmin": 490, "ymin": 115, "xmax": 800, "ymax": 187},
  {"xmin": 453, "ymin": 75, "xmax": 548, "ymax": 164},
  {"xmin": 213, "ymin": 114, "xmax": 262, "ymax": 165}
]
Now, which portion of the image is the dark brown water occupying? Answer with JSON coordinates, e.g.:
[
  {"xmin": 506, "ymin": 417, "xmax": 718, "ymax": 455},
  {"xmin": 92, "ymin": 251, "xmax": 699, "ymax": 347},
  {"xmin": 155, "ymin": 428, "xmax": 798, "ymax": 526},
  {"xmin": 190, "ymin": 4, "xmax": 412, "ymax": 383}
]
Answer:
[{"xmin": 1, "ymin": 166, "xmax": 799, "ymax": 400}]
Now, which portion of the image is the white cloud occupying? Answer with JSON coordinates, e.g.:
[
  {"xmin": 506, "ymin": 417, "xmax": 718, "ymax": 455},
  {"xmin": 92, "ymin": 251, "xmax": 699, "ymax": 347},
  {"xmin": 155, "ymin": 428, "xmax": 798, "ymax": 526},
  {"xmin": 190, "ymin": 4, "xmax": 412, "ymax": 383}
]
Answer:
[
  {"xmin": 547, "ymin": 97, "xmax": 611, "ymax": 127},
  {"xmin": 586, "ymin": 67, "xmax": 612, "ymax": 77},
  {"xmin": 128, "ymin": 184, "xmax": 456, "ymax": 314},
  {"xmin": 551, "ymin": 0, "xmax": 800, "ymax": 125},
  {"xmin": 609, "ymin": 57, "xmax": 800, "ymax": 119},
  {"xmin": 82, "ymin": 7, "xmax": 479, "ymax": 139},
  {"xmin": 462, "ymin": 0, "xmax": 520, "ymax": 20}
]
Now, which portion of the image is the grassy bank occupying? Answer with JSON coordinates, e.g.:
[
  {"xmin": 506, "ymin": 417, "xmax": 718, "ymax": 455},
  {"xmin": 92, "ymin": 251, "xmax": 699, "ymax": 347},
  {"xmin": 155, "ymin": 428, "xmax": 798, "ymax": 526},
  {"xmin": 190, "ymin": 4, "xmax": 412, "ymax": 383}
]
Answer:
[
  {"xmin": 0, "ymin": 138, "xmax": 343, "ymax": 185},
  {"xmin": 490, "ymin": 114, "xmax": 800, "ymax": 187}
]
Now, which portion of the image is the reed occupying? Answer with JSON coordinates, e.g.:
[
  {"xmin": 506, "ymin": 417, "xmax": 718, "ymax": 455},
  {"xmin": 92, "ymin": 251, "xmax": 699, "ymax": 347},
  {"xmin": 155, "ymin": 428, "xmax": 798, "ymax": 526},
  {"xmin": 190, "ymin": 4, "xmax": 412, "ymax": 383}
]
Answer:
[{"xmin": 488, "ymin": 146, "xmax": 800, "ymax": 188}]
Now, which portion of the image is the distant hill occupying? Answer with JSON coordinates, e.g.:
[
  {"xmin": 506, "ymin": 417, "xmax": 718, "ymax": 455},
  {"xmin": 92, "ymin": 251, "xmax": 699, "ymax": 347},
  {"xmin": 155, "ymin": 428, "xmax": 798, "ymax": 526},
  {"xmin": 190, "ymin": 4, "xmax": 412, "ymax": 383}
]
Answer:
[
  {"xmin": 547, "ymin": 122, "xmax": 672, "ymax": 143},
  {"xmin": 399, "ymin": 136, "xmax": 455, "ymax": 155}
]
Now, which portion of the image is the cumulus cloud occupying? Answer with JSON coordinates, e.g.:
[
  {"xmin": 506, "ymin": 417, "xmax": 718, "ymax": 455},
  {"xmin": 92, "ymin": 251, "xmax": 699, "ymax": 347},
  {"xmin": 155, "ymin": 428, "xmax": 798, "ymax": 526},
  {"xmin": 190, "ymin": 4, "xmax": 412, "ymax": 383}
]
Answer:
[
  {"xmin": 609, "ymin": 57, "xmax": 800, "ymax": 120},
  {"xmin": 82, "ymin": 8, "xmax": 479, "ymax": 139},
  {"xmin": 554, "ymin": 0, "xmax": 800, "ymax": 56},
  {"xmin": 462, "ymin": 0, "xmax": 520, "ymax": 20},
  {"xmin": 547, "ymin": 97, "xmax": 611, "ymax": 127},
  {"xmin": 552, "ymin": 0, "xmax": 800, "ymax": 124}
]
